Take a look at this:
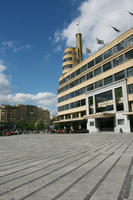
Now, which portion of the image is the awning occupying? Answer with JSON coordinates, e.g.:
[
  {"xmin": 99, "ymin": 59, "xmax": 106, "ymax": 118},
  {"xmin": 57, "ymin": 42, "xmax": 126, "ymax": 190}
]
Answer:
[{"xmin": 83, "ymin": 112, "xmax": 115, "ymax": 119}]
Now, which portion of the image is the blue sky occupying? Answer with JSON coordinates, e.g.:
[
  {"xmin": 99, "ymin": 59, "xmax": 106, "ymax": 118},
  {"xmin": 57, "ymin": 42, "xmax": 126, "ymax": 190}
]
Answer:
[{"xmin": 0, "ymin": 0, "xmax": 133, "ymax": 116}]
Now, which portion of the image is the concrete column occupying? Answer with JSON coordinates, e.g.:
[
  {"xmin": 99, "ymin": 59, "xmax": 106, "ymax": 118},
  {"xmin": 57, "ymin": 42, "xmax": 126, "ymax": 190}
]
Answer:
[
  {"xmin": 93, "ymin": 95, "xmax": 96, "ymax": 114},
  {"xmin": 112, "ymin": 88, "xmax": 116, "ymax": 112},
  {"xmin": 122, "ymin": 84, "xmax": 129, "ymax": 112}
]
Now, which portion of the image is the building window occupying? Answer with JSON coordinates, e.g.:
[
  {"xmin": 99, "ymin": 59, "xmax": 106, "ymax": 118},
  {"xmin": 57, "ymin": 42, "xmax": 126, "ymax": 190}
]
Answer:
[
  {"xmin": 94, "ymin": 67, "xmax": 102, "ymax": 76},
  {"xmin": 104, "ymin": 49, "xmax": 113, "ymax": 59},
  {"xmin": 88, "ymin": 60, "xmax": 94, "ymax": 69},
  {"xmin": 81, "ymin": 64, "xmax": 87, "ymax": 73},
  {"xmin": 87, "ymin": 84, "xmax": 94, "ymax": 92},
  {"xmin": 95, "ymin": 90, "xmax": 113, "ymax": 112},
  {"xmin": 115, "ymin": 87, "xmax": 124, "ymax": 111},
  {"xmin": 65, "ymin": 114, "xmax": 71, "ymax": 119},
  {"xmin": 125, "ymin": 35, "xmax": 133, "ymax": 46},
  {"xmin": 81, "ymin": 111, "xmax": 86, "ymax": 117},
  {"xmin": 63, "ymin": 64, "xmax": 72, "ymax": 70},
  {"xmin": 63, "ymin": 57, "xmax": 72, "ymax": 62},
  {"xmin": 90, "ymin": 121, "xmax": 94, "ymax": 126},
  {"xmin": 72, "ymin": 113, "xmax": 79, "ymax": 118},
  {"xmin": 88, "ymin": 96, "xmax": 94, "ymax": 114},
  {"xmin": 80, "ymin": 75, "xmax": 86, "ymax": 83},
  {"xmin": 64, "ymin": 51, "xmax": 72, "ymax": 55},
  {"xmin": 104, "ymin": 75, "xmax": 113, "ymax": 86},
  {"xmin": 114, "ymin": 70, "xmax": 125, "ymax": 81},
  {"xmin": 103, "ymin": 62, "xmax": 112, "ymax": 72},
  {"xmin": 125, "ymin": 49, "xmax": 133, "ymax": 61},
  {"xmin": 113, "ymin": 55, "xmax": 123, "ymax": 67},
  {"xmin": 86, "ymin": 71, "xmax": 93, "ymax": 80},
  {"xmin": 95, "ymin": 80, "xmax": 103, "ymax": 89},
  {"xmin": 128, "ymin": 84, "xmax": 133, "ymax": 94},
  {"xmin": 75, "ymin": 101, "xmax": 80, "ymax": 107},
  {"xmin": 95, "ymin": 54, "xmax": 103, "ymax": 65},
  {"xmin": 76, "ymin": 69, "xmax": 80, "ymax": 76},
  {"xmin": 127, "ymin": 66, "xmax": 133, "ymax": 77},
  {"xmin": 70, "ymin": 102, "xmax": 74, "ymax": 109},
  {"xmin": 118, "ymin": 119, "xmax": 124, "ymax": 125},
  {"xmin": 113, "ymin": 41, "xmax": 125, "ymax": 53},
  {"xmin": 71, "ymin": 72, "xmax": 75, "ymax": 79},
  {"xmin": 59, "ymin": 116, "xmax": 64, "ymax": 120},
  {"xmin": 81, "ymin": 99, "xmax": 86, "ymax": 106}
]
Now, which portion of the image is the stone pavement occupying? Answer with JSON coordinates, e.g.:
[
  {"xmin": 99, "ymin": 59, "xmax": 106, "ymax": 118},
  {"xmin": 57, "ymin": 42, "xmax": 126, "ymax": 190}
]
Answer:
[{"xmin": 0, "ymin": 133, "xmax": 133, "ymax": 200}]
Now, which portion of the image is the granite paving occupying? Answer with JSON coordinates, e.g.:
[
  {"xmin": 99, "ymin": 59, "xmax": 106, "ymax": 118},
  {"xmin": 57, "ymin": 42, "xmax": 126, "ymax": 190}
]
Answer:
[{"xmin": 0, "ymin": 133, "xmax": 133, "ymax": 200}]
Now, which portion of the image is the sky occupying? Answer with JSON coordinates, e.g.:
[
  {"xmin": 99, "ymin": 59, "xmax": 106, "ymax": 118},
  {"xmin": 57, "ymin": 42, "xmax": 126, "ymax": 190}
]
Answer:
[{"xmin": 0, "ymin": 0, "xmax": 133, "ymax": 116}]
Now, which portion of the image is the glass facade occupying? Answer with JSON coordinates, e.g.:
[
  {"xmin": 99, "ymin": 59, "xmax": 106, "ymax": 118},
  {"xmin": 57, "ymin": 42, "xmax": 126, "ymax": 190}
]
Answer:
[
  {"xmin": 103, "ymin": 62, "xmax": 112, "ymax": 72},
  {"xmin": 95, "ymin": 90, "xmax": 113, "ymax": 112},
  {"xmin": 59, "ymin": 34, "xmax": 133, "ymax": 86},
  {"xmin": 115, "ymin": 87, "xmax": 124, "ymax": 111}
]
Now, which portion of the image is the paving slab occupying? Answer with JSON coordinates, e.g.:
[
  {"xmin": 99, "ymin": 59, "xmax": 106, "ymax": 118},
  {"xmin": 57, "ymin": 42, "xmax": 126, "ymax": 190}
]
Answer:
[{"xmin": 0, "ymin": 133, "xmax": 133, "ymax": 200}]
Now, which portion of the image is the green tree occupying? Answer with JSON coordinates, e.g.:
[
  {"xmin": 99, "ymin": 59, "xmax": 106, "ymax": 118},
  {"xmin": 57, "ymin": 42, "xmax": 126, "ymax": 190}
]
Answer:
[
  {"xmin": 35, "ymin": 120, "xmax": 44, "ymax": 130},
  {"xmin": 16, "ymin": 120, "xmax": 28, "ymax": 130},
  {"xmin": 28, "ymin": 121, "xmax": 35, "ymax": 130}
]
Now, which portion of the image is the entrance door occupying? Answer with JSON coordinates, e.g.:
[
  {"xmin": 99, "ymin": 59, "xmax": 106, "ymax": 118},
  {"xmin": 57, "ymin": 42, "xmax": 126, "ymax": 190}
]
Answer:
[{"xmin": 96, "ymin": 117, "xmax": 114, "ymax": 132}]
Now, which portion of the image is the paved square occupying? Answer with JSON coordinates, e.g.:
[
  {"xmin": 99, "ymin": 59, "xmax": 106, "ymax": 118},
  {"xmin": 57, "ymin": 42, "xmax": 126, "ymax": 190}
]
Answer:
[{"xmin": 0, "ymin": 133, "xmax": 133, "ymax": 200}]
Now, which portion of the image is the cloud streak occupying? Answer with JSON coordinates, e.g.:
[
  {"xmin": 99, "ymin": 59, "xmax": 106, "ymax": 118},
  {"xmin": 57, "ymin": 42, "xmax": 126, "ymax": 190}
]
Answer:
[{"xmin": 0, "ymin": 40, "xmax": 31, "ymax": 56}]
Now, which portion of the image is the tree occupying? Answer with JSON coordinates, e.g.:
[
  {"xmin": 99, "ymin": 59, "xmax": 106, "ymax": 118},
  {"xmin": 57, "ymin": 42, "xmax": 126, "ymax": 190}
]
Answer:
[
  {"xmin": 16, "ymin": 120, "xmax": 28, "ymax": 130},
  {"xmin": 35, "ymin": 120, "xmax": 44, "ymax": 130},
  {"xmin": 28, "ymin": 121, "xmax": 35, "ymax": 130}
]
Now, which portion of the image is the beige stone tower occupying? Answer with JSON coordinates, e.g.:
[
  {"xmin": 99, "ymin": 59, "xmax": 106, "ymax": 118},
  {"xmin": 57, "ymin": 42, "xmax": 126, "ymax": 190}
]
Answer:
[{"xmin": 62, "ymin": 33, "xmax": 83, "ymax": 74}]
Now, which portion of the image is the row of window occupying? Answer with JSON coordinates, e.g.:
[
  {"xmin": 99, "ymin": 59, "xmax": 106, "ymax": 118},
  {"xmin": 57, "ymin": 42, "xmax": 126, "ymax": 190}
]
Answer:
[
  {"xmin": 59, "ymin": 34, "xmax": 133, "ymax": 85},
  {"xmin": 63, "ymin": 57, "xmax": 72, "ymax": 62},
  {"xmin": 59, "ymin": 111, "xmax": 86, "ymax": 120},
  {"xmin": 63, "ymin": 64, "xmax": 72, "ymax": 70},
  {"xmin": 58, "ymin": 99, "xmax": 86, "ymax": 112},
  {"xmin": 58, "ymin": 49, "xmax": 133, "ymax": 94},
  {"xmin": 58, "ymin": 66, "xmax": 133, "ymax": 104},
  {"xmin": 64, "ymin": 51, "xmax": 72, "ymax": 56}
]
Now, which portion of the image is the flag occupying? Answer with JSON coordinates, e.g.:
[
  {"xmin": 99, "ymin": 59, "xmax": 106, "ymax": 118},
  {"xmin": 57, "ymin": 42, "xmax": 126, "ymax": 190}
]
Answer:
[
  {"xmin": 128, "ymin": 11, "xmax": 133, "ymax": 15},
  {"xmin": 112, "ymin": 26, "xmax": 121, "ymax": 32},
  {"xmin": 96, "ymin": 38, "xmax": 104, "ymax": 45},
  {"xmin": 86, "ymin": 47, "xmax": 91, "ymax": 54}
]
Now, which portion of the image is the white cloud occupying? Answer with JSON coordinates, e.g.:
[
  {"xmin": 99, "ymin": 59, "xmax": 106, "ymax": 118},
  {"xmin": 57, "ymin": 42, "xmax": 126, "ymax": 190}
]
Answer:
[
  {"xmin": 54, "ymin": 31, "xmax": 61, "ymax": 43},
  {"xmin": 56, "ymin": 0, "xmax": 133, "ymax": 53},
  {"xmin": 0, "ymin": 61, "xmax": 57, "ymax": 115},
  {"xmin": 0, "ymin": 91, "xmax": 57, "ymax": 115},
  {"xmin": 0, "ymin": 61, "xmax": 10, "ymax": 94}
]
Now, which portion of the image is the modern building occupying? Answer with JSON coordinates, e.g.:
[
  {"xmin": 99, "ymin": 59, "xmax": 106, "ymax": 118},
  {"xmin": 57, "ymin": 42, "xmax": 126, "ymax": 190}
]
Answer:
[
  {"xmin": 0, "ymin": 104, "xmax": 50, "ymax": 126},
  {"xmin": 57, "ymin": 28, "xmax": 133, "ymax": 133}
]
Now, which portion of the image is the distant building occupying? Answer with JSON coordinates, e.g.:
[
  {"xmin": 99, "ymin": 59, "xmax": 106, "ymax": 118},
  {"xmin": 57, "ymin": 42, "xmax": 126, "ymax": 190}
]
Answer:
[
  {"xmin": 0, "ymin": 104, "xmax": 50, "ymax": 126},
  {"xmin": 57, "ymin": 28, "xmax": 133, "ymax": 133}
]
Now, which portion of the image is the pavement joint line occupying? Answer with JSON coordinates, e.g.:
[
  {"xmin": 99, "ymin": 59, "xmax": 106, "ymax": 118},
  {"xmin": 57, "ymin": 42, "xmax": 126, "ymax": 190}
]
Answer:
[
  {"xmin": 0, "ymin": 148, "xmax": 77, "ymax": 173},
  {"xmin": 0, "ymin": 147, "xmax": 95, "ymax": 185},
  {"xmin": 1, "ymin": 134, "xmax": 133, "ymax": 200},
  {"xmin": 123, "ymin": 140, "xmax": 133, "ymax": 154},
  {"xmin": 82, "ymin": 156, "xmax": 122, "ymax": 200},
  {"xmin": 0, "ymin": 145, "xmax": 95, "ymax": 179},
  {"xmin": 105, "ymin": 139, "xmax": 125, "ymax": 152},
  {"xmin": 51, "ymin": 152, "xmax": 115, "ymax": 200},
  {"xmin": 0, "ymin": 153, "xmax": 102, "ymax": 198},
  {"xmin": 117, "ymin": 156, "xmax": 133, "ymax": 200}
]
